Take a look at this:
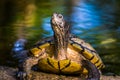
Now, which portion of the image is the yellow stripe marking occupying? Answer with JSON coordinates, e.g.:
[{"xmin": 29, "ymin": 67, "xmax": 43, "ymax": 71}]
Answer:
[
  {"xmin": 59, "ymin": 59, "xmax": 70, "ymax": 70},
  {"xmin": 38, "ymin": 58, "xmax": 59, "ymax": 73},
  {"xmin": 38, "ymin": 58, "xmax": 85, "ymax": 74},
  {"xmin": 82, "ymin": 68, "xmax": 88, "ymax": 74},
  {"xmin": 90, "ymin": 54, "xmax": 99, "ymax": 64},
  {"xmin": 30, "ymin": 47, "xmax": 42, "ymax": 57},
  {"xmin": 82, "ymin": 48, "xmax": 94, "ymax": 60},
  {"xmin": 71, "ymin": 43, "xmax": 105, "ymax": 70},
  {"xmin": 38, "ymin": 43, "xmax": 50, "ymax": 49},
  {"xmin": 95, "ymin": 60, "xmax": 101, "ymax": 68},
  {"xmin": 72, "ymin": 44, "xmax": 83, "ymax": 51}
]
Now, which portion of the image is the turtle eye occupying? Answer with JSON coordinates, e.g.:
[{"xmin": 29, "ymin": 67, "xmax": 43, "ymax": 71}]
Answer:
[{"xmin": 58, "ymin": 14, "xmax": 63, "ymax": 19}]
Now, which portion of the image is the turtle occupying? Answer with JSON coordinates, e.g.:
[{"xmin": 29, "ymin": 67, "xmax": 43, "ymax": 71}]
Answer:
[{"xmin": 17, "ymin": 13, "xmax": 104, "ymax": 80}]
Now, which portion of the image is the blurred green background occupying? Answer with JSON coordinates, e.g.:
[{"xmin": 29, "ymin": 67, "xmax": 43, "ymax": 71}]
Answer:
[{"xmin": 0, "ymin": 0, "xmax": 120, "ymax": 75}]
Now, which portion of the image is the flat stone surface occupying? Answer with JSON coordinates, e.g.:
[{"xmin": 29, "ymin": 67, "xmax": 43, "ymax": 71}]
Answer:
[{"xmin": 0, "ymin": 66, "xmax": 119, "ymax": 80}]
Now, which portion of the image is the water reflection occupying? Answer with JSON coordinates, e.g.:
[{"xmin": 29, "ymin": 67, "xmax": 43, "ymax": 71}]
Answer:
[
  {"xmin": 68, "ymin": 0, "xmax": 120, "ymax": 75},
  {"xmin": 42, "ymin": 17, "xmax": 53, "ymax": 37},
  {"xmin": 71, "ymin": 1, "xmax": 102, "ymax": 31}
]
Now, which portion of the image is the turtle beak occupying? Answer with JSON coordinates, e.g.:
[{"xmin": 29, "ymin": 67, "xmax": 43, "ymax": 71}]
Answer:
[
  {"xmin": 52, "ymin": 13, "xmax": 59, "ymax": 19},
  {"xmin": 52, "ymin": 13, "xmax": 57, "ymax": 19},
  {"xmin": 51, "ymin": 13, "xmax": 58, "ymax": 25}
]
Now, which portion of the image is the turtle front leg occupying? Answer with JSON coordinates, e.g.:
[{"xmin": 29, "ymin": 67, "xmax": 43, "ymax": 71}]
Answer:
[
  {"xmin": 17, "ymin": 57, "xmax": 39, "ymax": 80},
  {"xmin": 82, "ymin": 60, "xmax": 100, "ymax": 80}
]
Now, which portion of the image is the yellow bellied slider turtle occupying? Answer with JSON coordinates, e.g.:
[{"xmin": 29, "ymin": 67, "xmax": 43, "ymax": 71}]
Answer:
[{"xmin": 18, "ymin": 13, "xmax": 104, "ymax": 80}]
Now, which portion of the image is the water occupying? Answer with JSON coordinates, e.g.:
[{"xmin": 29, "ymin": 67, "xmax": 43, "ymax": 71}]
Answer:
[{"xmin": 0, "ymin": 0, "xmax": 120, "ymax": 75}]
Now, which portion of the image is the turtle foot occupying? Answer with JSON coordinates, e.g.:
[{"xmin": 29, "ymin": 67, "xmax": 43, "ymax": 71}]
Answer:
[
  {"xmin": 17, "ymin": 71, "xmax": 29, "ymax": 80},
  {"xmin": 82, "ymin": 60, "xmax": 100, "ymax": 80}
]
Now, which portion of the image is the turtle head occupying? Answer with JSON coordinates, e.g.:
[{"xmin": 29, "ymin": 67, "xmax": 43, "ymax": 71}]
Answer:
[
  {"xmin": 51, "ymin": 13, "xmax": 70, "ymax": 37},
  {"xmin": 51, "ymin": 13, "xmax": 66, "ymax": 34},
  {"xmin": 51, "ymin": 13, "xmax": 70, "ymax": 60}
]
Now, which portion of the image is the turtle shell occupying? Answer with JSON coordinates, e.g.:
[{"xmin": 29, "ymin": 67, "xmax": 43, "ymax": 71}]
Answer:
[
  {"xmin": 69, "ymin": 35, "xmax": 105, "ymax": 69},
  {"xmin": 29, "ymin": 35, "xmax": 104, "ymax": 74},
  {"xmin": 37, "ymin": 57, "xmax": 85, "ymax": 74}
]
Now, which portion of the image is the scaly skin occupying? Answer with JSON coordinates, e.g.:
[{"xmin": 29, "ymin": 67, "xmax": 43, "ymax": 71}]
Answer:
[{"xmin": 17, "ymin": 13, "xmax": 102, "ymax": 80}]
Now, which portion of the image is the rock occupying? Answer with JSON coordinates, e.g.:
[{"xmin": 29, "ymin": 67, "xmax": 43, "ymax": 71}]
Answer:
[
  {"xmin": 0, "ymin": 66, "xmax": 85, "ymax": 80},
  {"xmin": 0, "ymin": 66, "xmax": 16, "ymax": 80},
  {"xmin": 0, "ymin": 66, "xmax": 120, "ymax": 80}
]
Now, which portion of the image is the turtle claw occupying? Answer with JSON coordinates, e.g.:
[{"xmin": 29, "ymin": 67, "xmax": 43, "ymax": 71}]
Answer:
[{"xmin": 17, "ymin": 71, "xmax": 27, "ymax": 80}]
